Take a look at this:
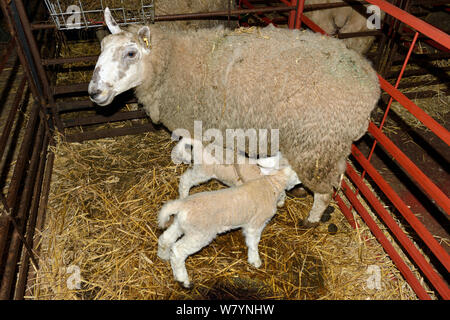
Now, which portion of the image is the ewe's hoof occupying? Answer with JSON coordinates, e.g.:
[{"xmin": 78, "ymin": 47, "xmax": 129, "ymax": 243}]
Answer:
[{"xmin": 320, "ymin": 206, "xmax": 335, "ymax": 223}]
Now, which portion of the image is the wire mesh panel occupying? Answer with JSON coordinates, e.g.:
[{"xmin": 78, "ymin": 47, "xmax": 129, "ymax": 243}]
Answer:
[{"xmin": 44, "ymin": 0, "xmax": 154, "ymax": 30}]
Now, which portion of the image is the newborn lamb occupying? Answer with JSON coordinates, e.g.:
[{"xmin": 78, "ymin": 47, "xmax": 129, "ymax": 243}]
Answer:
[
  {"xmin": 157, "ymin": 153, "xmax": 300, "ymax": 288},
  {"xmin": 172, "ymin": 137, "xmax": 287, "ymax": 207}
]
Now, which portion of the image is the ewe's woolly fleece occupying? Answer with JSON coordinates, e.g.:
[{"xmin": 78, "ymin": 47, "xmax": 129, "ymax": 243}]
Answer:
[{"xmin": 134, "ymin": 25, "xmax": 380, "ymax": 194}]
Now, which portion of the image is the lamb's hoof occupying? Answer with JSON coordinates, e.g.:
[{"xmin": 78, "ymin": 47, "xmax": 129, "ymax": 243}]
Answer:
[
  {"xmin": 157, "ymin": 247, "xmax": 170, "ymax": 261},
  {"xmin": 288, "ymin": 186, "xmax": 308, "ymax": 198},
  {"xmin": 157, "ymin": 252, "xmax": 170, "ymax": 261},
  {"xmin": 299, "ymin": 219, "xmax": 319, "ymax": 229},
  {"xmin": 178, "ymin": 281, "xmax": 193, "ymax": 290},
  {"xmin": 249, "ymin": 259, "xmax": 262, "ymax": 269}
]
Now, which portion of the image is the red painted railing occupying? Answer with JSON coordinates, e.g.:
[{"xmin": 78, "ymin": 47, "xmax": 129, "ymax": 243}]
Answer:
[
  {"xmin": 240, "ymin": 0, "xmax": 450, "ymax": 299},
  {"xmin": 294, "ymin": 0, "xmax": 450, "ymax": 300}
]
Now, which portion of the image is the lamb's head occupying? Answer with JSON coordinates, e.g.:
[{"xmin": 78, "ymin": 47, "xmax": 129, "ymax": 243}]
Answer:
[
  {"xmin": 257, "ymin": 152, "xmax": 301, "ymax": 190},
  {"xmin": 88, "ymin": 7, "xmax": 151, "ymax": 106}
]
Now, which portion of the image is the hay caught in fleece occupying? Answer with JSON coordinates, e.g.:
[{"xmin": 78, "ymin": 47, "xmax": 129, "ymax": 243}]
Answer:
[{"xmin": 26, "ymin": 128, "xmax": 423, "ymax": 300}]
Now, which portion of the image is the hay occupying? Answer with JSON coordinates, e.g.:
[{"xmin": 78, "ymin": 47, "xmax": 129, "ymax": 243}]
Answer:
[{"xmin": 26, "ymin": 128, "xmax": 423, "ymax": 300}]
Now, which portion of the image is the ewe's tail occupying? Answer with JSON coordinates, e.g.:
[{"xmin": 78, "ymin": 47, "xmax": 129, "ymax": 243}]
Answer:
[{"xmin": 158, "ymin": 200, "xmax": 182, "ymax": 229}]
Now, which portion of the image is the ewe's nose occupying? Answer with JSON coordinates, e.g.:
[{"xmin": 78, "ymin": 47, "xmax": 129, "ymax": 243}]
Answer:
[{"xmin": 89, "ymin": 89, "xmax": 102, "ymax": 101}]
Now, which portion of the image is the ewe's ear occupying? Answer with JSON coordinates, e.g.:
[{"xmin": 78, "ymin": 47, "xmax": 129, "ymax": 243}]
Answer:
[
  {"xmin": 105, "ymin": 7, "xmax": 122, "ymax": 34},
  {"xmin": 138, "ymin": 26, "xmax": 151, "ymax": 52}
]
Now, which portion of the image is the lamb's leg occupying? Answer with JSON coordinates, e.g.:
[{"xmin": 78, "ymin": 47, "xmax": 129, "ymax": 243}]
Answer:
[
  {"xmin": 157, "ymin": 219, "xmax": 183, "ymax": 261},
  {"xmin": 242, "ymin": 225, "xmax": 266, "ymax": 268},
  {"xmin": 170, "ymin": 232, "xmax": 213, "ymax": 288},
  {"xmin": 302, "ymin": 192, "xmax": 332, "ymax": 228},
  {"xmin": 277, "ymin": 191, "xmax": 286, "ymax": 207},
  {"xmin": 178, "ymin": 167, "xmax": 211, "ymax": 199}
]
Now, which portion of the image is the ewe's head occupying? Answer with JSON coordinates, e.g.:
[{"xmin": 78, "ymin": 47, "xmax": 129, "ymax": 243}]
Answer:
[{"xmin": 88, "ymin": 7, "xmax": 151, "ymax": 106}]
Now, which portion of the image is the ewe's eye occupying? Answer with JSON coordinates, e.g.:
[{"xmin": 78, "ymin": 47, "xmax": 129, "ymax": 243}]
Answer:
[{"xmin": 125, "ymin": 50, "xmax": 138, "ymax": 59}]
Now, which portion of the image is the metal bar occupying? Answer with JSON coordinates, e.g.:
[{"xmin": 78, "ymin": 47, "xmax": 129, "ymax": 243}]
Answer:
[
  {"xmin": 0, "ymin": 39, "xmax": 15, "ymax": 76},
  {"xmin": 0, "ymin": 118, "xmax": 45, "ymax": 300},
  {"xmin": 337, "ymin": 30, "xmax": 383, "ymax": 39},
  {"xmin": 65, "ymin": 123, "xmax": 156, "ymax": 143},
  {"xmin": 42, "ymin": 55, "xmax": 99, "ymax": 66},
  {"xmin": 63, "ymin": 110, "xmax": 147, "ymax": 128},
  {"xmin": 351, "ymin": 145, "xmax": 450, "ymax": 273},
  {"xmin": 365, "ymin": 0, "xmax": 450, "ymax": 49},
  {"xmin": 0, "ymin": 75, "xmax": 27, "ymax": 161},
  {"xmin": 385, "ymin": 66, "xmax": 450, "ymax": 79},
  {"xmin": 57, "ymin": 97, "xmax": 138, "ymax": 112},
  {"xmin": 24, "ymin": 146, "xmax": 55, "ymax": 298},
  {"xmin": 0, "ymin": 217, "xmax": 9, "ymax": 267},
  {"xmin": 362, "ymin": 31, "xmax": 419, "ymax": 184},
  {"xmin": 378, "ymin": 75, "xmax": 450, "ymax": 146},
  {"xmin": 294, "ymin": 0, "xmax": 305, "ymax": 30},
  {"xmin": 395, "ymin": 78, "xmax": 445, "ymax": 89},
  {"xmin": 5, "ymin": 102, "xmax": 40, "ymax": 209},
  {"xmin": 0, "ymin": 0, "xmax": 40, "ymax": 101},
  {"xmin": 334, "ymin": 193, "xmax": 357, "ymax": 229},
  {"xmin": 345, "ymin": 163, "xmax": 450, "ymax": 299},
  {"xmin": 340, "ymin": 180, "xmax": 432, "ymax": 300},
  {"xmin": 11, "ymin": 0, "xmax": 63, "ymax": 131},
  {"xmin": 368, "ymin": 122, "xmax": 450, "ymax": 214},
  {"xmin": 288, "ymin": 0, "xmax": 297, "ymax": 29},
  {"xmin": 15, "ymin": 133, "xmax": 50, "ymax": 300},
  {"xmin": 52, "ymin": 82, "xmax": 89, "ymax": 95},
  {"xmin": 11, "ymin": 0, "xmax": 48, "ymax": 100}
]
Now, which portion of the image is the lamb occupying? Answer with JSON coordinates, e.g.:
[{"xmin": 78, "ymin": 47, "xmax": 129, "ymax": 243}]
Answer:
[
  {"xmin": 172, "ymin": 136, "xmax": 287, "ymax": 206},
  {"xmin": 157, "ymin": 154, "xmax": 300, "ymax": 288},
  {"xmin": 88, "ymin": 8, "xmax": 380, "ymax": 227}
]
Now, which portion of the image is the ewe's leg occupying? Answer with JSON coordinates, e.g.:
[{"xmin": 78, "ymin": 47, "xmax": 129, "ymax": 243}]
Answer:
[
  {"xmin": 170, "ymin": 232, "xmax": 213, "ymax": 288},
  {"xmin": 302, "ymin": 192, "xmax": 332, "ymax": 227},
  {"xmin": 157, "ymin": 219, "xmax": 183, "ymax": 261},
  {"xmin": 242, "ymin": 225, "xmax": 266, "ymax": 268},
  {"xmin": 178, "ymin": 167, "xmax": 211, "ymax": 199}
]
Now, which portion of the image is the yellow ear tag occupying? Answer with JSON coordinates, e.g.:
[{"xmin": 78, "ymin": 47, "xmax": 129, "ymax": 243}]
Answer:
[{"xmin": 143, "ymin": 37, "xmax": 150, "ymax": 49}]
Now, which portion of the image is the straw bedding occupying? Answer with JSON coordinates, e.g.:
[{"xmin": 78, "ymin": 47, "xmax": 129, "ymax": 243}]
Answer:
[{"xmin": 26, "ymin": 128, "xmax": 426, "ymax": 300}]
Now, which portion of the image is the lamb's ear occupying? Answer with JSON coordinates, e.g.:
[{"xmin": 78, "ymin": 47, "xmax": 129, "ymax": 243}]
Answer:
[
  {"xmin": 257, "ymin": 152, "xmax": 281, "ymax": 169},
  {"xmin": 138, "ymin": 26, "xmax": 151, "ymax": 52},
  {"xmin": 105, "ymin": 7, "xmax": 122, "ymax": 34},
  {"xmin": 259, "ymin": 167, "xmax": 276, "ymax": 176}
]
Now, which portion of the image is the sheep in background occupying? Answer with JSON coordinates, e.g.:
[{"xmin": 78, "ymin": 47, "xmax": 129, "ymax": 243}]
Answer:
[
  {"xmin": 172, "ymin": 137, "xmax": 287, "ymax": 206},
  {"xmin": 157, "ymin": 153, "xmax": 300, "ymax": 288},
  {"xmin": 303, "ymin": 0, "xmax": 385, "ymax": 54},
  {"xmin": 89, "ymin": 9, "xmax": 380, "ymax": 227}
]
